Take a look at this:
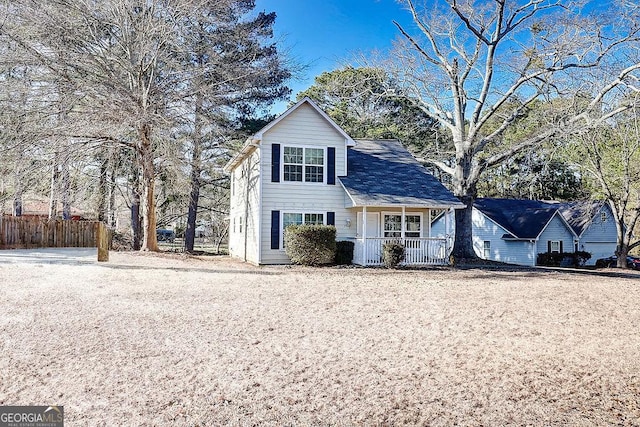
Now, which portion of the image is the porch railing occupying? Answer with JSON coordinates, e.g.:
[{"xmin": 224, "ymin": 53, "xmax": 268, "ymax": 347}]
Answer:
[{"xmin": 353, "ymin": 237, "xmax": 449, "ymax": 266}]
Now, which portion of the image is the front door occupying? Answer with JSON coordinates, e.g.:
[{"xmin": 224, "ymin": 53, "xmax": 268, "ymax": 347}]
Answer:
[{"xmin": 357, "ymin": 212, "xmax": 380, "ymax": 264}]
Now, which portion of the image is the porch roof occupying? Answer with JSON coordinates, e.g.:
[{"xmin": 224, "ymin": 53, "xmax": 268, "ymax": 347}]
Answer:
[{"xmin": 338, "ymin": 139, "xmax": 465, "ymax": 209}]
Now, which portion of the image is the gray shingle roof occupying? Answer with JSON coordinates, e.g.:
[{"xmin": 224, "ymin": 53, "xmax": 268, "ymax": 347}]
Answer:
[
  {"xmin": 474, "ymin": 198, "xmax": 560, "ymax": 239},
  {"xmin": 555, "ymin": 201, "xmax": 604, "ymax": 237},
  {"xmin": 338, "ymin": 139, "xmax": 464, "ymax": 208},
  {"xmin": 474, "ymin": 198, "xmax": 607, "ymax": 239}
]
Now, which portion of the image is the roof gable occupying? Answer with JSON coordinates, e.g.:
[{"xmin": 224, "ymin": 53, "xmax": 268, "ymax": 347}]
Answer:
[
  {"xmin": 474, "ymin": 198, "xmax": 566, "ymax": 239},
  {"xmin": 224, "ymin": 97, "xmax": 355, "ymax": 172},
  {"xmin": 556, "ymin": 200, "xmax": 606, "ymax": 237},
  {"xmin": 255, "ymin": 97, "xmax": 355, "ymax": 145},
  {"xmin": 338, "ymin": 139, "xmax": 464, "ymax": 208}
]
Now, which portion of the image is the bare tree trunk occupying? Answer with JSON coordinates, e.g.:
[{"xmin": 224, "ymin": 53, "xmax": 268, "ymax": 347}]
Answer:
[
  {"xmin": 48, "ymin": 152, "xmax": 59, "ymax": 219},
  {"xmin": 185, "ymin": 92, "xmax": 204, "ymax": 253},
  {"xmin": 130, "ymin": 159, "xmax": 142, "ymax": 251},
  {"xmin": 61, "ymin": 150, "xmax": 71, "ymax": 220},
  {"xmin": 13, "ymin": 168, "xmax": 22, "ymax": 217},
  {"xmin": 451, "ymin": 150, "xmax": 479, "ymax": 260},
  {"xmin": 108, "ymin": 147, "xmax": 119, "ymax": 228},
  {"xmin": 139, "ymin": 123, "xmax": 158, "ymax": 252},
  {"xmin": 97, "ymin": 148, "xmax": 108, "ymax": 222}
]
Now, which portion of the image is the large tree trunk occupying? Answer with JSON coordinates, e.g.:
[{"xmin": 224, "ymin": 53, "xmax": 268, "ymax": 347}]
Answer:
[
  {"xmin": 97, "ymin": 148, "xmax": 108, "ymax": 222},
  {"xmin": 451, "ymin": 149, "xmax": 480, "ymax": 261},
  {"xmin": 184, "ymin": 92, "xmax": 204, "ymax": 253},
  {"xmin": 108, "ymin": 147, "xmax": 119, "ymax": 228},
  {"xmin": 130, "ymin": 158, "xmax": 142, "ymax": 251},
  {"xmin": 139, "ymin": 123, "xmax": 158, "ymax": 252},
  {"xmin": 452, "ymin": 195, "xmax": 478, "ymax": 260},
  {"xmin": 184, "ymin": 167, "xmax": 201, "ymax": 253}
]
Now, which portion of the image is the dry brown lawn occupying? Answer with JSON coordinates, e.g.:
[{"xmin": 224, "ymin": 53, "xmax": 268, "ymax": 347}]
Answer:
[{"xmin": 1, "ymin": 251, "xmax": 639, "ymax": 426}]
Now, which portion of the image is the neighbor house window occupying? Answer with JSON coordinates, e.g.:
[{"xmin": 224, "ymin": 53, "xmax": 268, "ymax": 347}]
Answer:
[
  {"xmin": 383, "ymin": 214, "xmax": 422, "ymax": 238},
  {"xmin": 483, "ymin": 241, "xmax": 491, "ymax": 258},
  {"xmin": 283, "ymin": 146, "xmax": 324, "ymax": 183},
  {"xmin": 282, "ymin": 212, "xmax": 324, "ymax": 248},
  {"xmin": 550, "ymin": 241, "xmax": 560, "ymax": 253},
  {"xmin": 601, "ymin": 212, "xmax": 607, "ymax": 222},
  {"xmin": 239, "ymin": 216, "xmax": 243, "ymax": 233}
]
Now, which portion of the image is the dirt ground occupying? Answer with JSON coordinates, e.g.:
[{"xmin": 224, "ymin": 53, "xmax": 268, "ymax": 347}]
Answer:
[{"xmin": 0, "ymin": 251, "xmax": 639, "ymax": 426}]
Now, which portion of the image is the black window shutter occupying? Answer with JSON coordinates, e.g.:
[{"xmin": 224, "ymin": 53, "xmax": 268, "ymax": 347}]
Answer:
[
  {"xmin": 327, "ymin": 147, "xmax": 335, "ymax": 185},
  {"xmin": 560, "ymin": 241, "xmax": 564, "ymax": 254},
  {"xmin": 271, "ymin": 210, "xmax": 280, "ymax": 249},
  {"xmin": 547, "ymin": 241, "xmax": 552, "ymax": 253},
  {"xmin": 327, "ymin": 212, "xmax": 335, "ymax": 226},
  {"xmin": 271, "ymin": 144, "xmax": 280, "ymax": 183}
]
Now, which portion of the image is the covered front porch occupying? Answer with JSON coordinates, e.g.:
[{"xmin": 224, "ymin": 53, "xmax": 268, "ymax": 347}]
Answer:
[{"xmin": 349, "ymin": 206, "xmax": 453, "ymax": 266}]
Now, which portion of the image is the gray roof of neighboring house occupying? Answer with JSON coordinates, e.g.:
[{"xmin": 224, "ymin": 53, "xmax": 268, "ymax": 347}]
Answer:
[
  {"xmin": 474, "ymin": 198, "xmax": 563, "ymax": 239},
  {"xmin": 555, "ymin": 201, "xmax": 605, "ymax": 237},
  {"xmin": 474, "ymin": 198, "xmax": 608, "ymax": 239},
  {"xmin": 338, "ymin": 139, "xmax": 464, "ymax": 208}
]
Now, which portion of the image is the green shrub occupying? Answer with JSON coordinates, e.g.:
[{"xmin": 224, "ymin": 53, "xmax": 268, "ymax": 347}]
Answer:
[
  {"xmin": 335, "ymin": 240, "xmax": 355, "ymax": 265},
  {"xmin": 382, "ymin": 242, "xmax": 405, "ymax": 268},
  {"xmin": 537, "ymin": 251, "xmax": 591, "ymax": 267},
  {"xmin": 284, "ymin": 224, "xmax": 336, "ymax": 265}
]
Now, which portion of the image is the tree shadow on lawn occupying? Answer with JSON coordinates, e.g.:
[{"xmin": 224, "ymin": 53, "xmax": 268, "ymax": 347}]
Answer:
[
  {"xmin": 97, "ymin": 262, "xmax": 282, "ymax": 275},
  {"xmin": 451, "ymin": 262, "xmax": 640, "ymax": 281}
]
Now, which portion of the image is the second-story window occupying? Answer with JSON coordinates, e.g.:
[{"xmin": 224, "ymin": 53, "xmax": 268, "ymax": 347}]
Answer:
[{"xmin": 283, "ymin": 146, "xmax": 324, "ymax": 183}]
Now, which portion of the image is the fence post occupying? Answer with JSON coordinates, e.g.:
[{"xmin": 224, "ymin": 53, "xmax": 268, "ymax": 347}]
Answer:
[{"xmin": 97, "ymin": 222, "xmax": 109, "ymax": 262}]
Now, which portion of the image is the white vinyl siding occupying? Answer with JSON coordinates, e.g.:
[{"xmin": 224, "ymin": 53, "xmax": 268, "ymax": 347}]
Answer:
[
  {"xmin": 579, "ymin": 205, "xmax": 618, "ymax": 265},
  {"xmin": 537, "ymin": 214, "xmax": 575, "ymax": 259},
  {"xmin": 228, "ymin": 150, "xmax": 261, "ymax": 264},
  {"xmin": 471, "ymin": 209, "xmax": 537, "ymax": 267},
  {"xmin": 260, "ymin": 102, "xmax": 352, "ymax": 264}
]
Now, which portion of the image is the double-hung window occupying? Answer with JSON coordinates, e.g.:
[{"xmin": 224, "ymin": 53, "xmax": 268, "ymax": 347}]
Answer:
[
  {"xmin": 282, "ymin": 212, "xmax": 324, "ymax": 248},
  {"xmin": 383, "ymin": 214, "xmax": 422, "ymax": 238},
  {"xmin": 283, "ymin": 146, "xmax": 324, "ymax": 183},
  {"xmin": 550, "ymin": 241, "xmax": 560, "ymax": 253},
  {"xmin": 483, "ymin": 241, "xmax": 491, "ymax": 258}
]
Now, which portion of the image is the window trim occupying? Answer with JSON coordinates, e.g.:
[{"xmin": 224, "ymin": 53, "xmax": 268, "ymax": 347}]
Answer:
[
  {"xmin": 281, "ymin": 145, "xmax": 326, "ymax": 184},
  {"xmin": 550, "ymin": 240, "xmax": 561, "ymax": 253},
  {"xmin": 381, "ymin": 211, "xmax": 423, "ymax": 238},
  {"xmin": 280, "ymin": 210, "xmax": 326, "ymax": 251}
]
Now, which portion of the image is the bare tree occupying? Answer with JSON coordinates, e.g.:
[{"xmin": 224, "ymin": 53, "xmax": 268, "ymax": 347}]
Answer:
[
  {"xmin": 571, "ymin": 112, "xmax": 640, "ymax": 268},
  {"xmin": 375, "ymin": 0, "xmax": 640, "ymax": 260}
]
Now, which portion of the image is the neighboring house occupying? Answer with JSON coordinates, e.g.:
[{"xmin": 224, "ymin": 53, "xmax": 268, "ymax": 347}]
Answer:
[
  {"xmin": 555, "ymin": 201, "xmax": 618, "ymax": 264},
  {"xmin": 2, "ymin": 195, "xmax": 87, "ymax": 220},
  {"xmin": 432, "ymin": 198, "xmax": 618, "ymax": 266},
  {"xmin": 224, "ymin": 97, "xmax": 464, "ymax": 265}
]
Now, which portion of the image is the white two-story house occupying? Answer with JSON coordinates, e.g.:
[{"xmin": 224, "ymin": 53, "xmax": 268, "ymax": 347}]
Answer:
[{"xmin": 224, "ymin": 97, "xmax": 464, "ymax": 265}]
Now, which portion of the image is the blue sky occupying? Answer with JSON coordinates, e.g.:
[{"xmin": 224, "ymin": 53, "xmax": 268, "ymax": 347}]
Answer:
[{"xmin": 254, "ymin": 0, "xmax": 413, "ymax": 114}]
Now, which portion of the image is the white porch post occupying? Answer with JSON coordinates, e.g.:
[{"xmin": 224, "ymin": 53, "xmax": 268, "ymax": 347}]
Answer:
[
  {"xmin": 401, "ymin": 206, "xmax": 406, "ymax": 240},
  {"xmin": 445, "ymin": 208, "xmax": 450, "ymax": 254},
  {"xmin": 363, "ymin": 205, "xmax": 367, "ymax": 265},
  {"xmin": 427, "ymin": 208, "xmax": 431, "ymax": 238}
]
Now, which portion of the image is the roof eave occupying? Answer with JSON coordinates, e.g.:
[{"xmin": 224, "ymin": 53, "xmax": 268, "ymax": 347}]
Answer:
[{"xmin": 223, "ymin": 139, "xmax": 260, "ymax": 173}]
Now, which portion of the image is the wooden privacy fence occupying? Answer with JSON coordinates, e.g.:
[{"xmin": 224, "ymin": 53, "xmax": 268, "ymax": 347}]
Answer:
[{"xmin": 0, "ymin": 215, "xmax": 106, "ymax": 249}]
